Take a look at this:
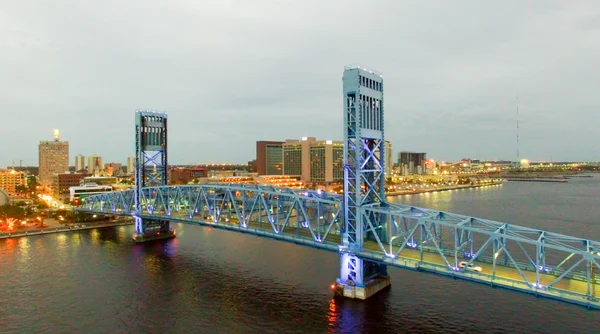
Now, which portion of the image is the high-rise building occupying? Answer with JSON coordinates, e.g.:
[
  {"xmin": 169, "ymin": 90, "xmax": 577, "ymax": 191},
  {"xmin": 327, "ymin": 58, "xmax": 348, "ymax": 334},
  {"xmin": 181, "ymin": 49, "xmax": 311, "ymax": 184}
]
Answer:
[
  {"xmin": 0, "ymin": 169, "xmax": 27, "ymax": 195},
  {"xmin": 309, "ymin": 140, "xmax": 344, "ymax": 183},
  {"xmin": 375, "ymin": 141, "xmax": 393, "ymax": 176},
  {"xmin": 385, "ymin": 141, "xmax": 393, "ymax": 176},
  {"xmin": 38, "ymin": 129, "xmax": 69, "ymax": 186},
  {"xmin": 283, "ymin": 137, "xmax": 343, "ymax": 183},
  {"xmin": 256, "ymin": 141, "xmax": 284, "ymax": 175},
  {"xmin": 87, "ymin": 155, "xmax": 103, "ymax": 175},
  {"xmin": 127, "ymin": 156, "xmax": 135, "ymax": 174},
  {"xmin": 398, "ymin": 152, "xmax": 427, "ymax": 175},
  {"xmin": 75, "ymin": 155, "xmax": 85, "ymax": 172}
]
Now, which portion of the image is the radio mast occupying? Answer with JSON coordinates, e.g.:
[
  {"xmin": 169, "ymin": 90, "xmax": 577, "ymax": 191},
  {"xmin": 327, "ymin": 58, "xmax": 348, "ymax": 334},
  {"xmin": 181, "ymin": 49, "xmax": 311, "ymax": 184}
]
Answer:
[{"xmin": 516, "ymin": 93, "xmax": 520, "ymax": 162}]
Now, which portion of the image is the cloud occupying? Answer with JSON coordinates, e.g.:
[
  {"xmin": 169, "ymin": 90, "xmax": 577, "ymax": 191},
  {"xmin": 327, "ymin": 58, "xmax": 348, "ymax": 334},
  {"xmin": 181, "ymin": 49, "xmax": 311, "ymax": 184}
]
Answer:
[{"xmin": 1, "ymin": 0, "xmax": 599, "ymax": 167}]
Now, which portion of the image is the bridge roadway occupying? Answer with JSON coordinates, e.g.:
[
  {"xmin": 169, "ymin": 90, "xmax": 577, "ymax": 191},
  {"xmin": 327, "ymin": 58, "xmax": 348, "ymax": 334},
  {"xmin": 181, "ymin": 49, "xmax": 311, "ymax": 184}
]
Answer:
[{"xmin": 142, "ymin": 211, "xmax": 599, "ymax": 308}]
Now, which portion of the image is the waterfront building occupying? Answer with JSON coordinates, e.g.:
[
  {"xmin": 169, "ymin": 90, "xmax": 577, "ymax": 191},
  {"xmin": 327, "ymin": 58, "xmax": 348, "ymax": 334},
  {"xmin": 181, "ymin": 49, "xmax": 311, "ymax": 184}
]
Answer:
[
  {"xmin": 75, "ymin": 155, "xmax": 85, "ymax": 172},
  {"xmin": 256, "ymin": 141, "xmax": 284, "ymax": 175},
  {"xmin": 38, "ymin": 130, "xmax": 69, "ymax": 186},
  {"xmin": 283, "ymin": 137, "xmax": 344, "ymax": 184},
  {"xmin": 52, "ymin": 172, "xmax": 86, "ymax": 200},
  {"xmin": 69, "ymin": 183, "xmax": 113, "ymax": 202},
  {"xmin": 0, "ymin": 169, "xmax": 27, "ymax": 195}
]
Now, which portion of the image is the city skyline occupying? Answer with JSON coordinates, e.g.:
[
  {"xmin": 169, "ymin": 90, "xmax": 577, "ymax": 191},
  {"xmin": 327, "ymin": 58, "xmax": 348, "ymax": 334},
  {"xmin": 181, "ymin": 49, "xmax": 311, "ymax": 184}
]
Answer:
[{"xmin": 2, "ymin": 1, "xmax": 600, "ymax": 166}]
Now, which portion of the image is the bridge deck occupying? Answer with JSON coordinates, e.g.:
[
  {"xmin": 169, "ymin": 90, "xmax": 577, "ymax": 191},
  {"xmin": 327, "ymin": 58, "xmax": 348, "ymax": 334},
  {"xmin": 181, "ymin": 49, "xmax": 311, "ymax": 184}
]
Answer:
[{"xmin": 137, "ymin": 212, "xmax": 599, "ymax": 309}]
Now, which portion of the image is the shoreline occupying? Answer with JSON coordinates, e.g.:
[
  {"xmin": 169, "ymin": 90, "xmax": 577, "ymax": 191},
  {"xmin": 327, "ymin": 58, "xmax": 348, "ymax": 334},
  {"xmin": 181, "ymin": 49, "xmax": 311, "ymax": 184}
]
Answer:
[
  {"xmin": 386, "ymin": 182, "xmax": 503, "ymax": 197},
  {"xmin": 0, "ymin": 221, "xmax": 134, "ymax": 240}
]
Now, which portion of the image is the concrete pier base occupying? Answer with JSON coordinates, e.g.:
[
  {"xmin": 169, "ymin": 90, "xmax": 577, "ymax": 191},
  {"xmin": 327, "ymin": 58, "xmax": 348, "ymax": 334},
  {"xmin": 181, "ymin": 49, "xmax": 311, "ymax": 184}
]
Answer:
[
  {"xmin": 333, "ymin": 276, "xmax": 391, "ymax": 300},
  {"xmin": 132, "ymin": 230, "xmax": 176, "ymax": 243}
]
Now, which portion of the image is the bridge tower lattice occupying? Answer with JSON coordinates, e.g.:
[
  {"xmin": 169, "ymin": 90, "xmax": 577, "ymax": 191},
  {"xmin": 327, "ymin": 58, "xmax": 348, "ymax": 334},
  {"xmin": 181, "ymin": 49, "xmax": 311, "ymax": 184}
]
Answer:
[
  {"xmin": 338, "ymin": 65, "xmax": 390, "ymax": 297},
  {"xmin": 133, "ymin": 110, "xmax": 174, "ymax": 241}
]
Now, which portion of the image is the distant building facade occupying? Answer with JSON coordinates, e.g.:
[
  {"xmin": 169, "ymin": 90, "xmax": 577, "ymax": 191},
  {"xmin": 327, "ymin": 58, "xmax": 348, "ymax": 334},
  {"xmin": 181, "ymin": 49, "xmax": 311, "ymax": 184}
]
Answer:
[
  {"xmin": 39, "ymin": 130, "xmax": 69, "ymax": 186},
  {"xmin": 87, "ymin": 155, "xmax": 103, "ymax": 176},
  {"xmin": 384, "ymin": 141, "xmax": 393, "ymax": 176},
  {"xmin": 375, "ymin": 141, "xmax": 393, "ymax": 176},
  {"xmin": 168, "ymin": 167, "xmax": 208, "ymax": 184},
  {"xmin": 104, "ymin": 162, "xmax": 123, "ymax": 176},
  {"xmin": 256, "ymin": 141, "xmax": 284, "ymax": 175},
  {"xmin": 283, "ymin": 137, "xmax": 343, "ymax": 184},
  {"xmin": 0, "ymin": 169, "xmax": 27, "ymax": 195},
  {"xmin": 52, "ymin": 172, "xmax": 86, "ymax": 200},
  {"xmin": 0, "ymin": 189, "xmax": 9, "ymax": 206},
  {"xmin": 75, "ymin": 155, "xmax": 85, "ymax": 172},
  {"xmin": 127, "ymin": 156, "xmax": 135, "ymax": 174},
  {"xmin": 398, "ymin": 152, "xmax": 427, "ymax": 175}
]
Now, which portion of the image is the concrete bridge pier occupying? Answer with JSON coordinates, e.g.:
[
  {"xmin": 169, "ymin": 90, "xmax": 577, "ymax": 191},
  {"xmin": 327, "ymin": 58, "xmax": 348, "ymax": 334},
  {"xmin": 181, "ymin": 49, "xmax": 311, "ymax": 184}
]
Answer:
[
  {"xmin": 132, "ymin": 217, "xmax": 176, "ymax": 243},
  {"xmin": 333, "ymin": 252, "xmax": 391, "ymax": 300}
]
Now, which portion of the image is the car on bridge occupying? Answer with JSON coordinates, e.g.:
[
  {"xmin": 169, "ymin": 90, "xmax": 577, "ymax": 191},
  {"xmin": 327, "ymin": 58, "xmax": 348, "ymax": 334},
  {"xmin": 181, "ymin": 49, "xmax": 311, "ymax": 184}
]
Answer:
[{"xmin": 458, "ymin": 261, "xmax": 482, "ymax": 272}]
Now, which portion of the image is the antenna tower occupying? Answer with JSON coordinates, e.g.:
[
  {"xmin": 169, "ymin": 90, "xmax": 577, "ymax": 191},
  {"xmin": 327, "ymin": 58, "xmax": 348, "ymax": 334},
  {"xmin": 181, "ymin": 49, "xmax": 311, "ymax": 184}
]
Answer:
[{"xmin": 516, "ymin": 93, "xmax": 520, "ymax": 161}]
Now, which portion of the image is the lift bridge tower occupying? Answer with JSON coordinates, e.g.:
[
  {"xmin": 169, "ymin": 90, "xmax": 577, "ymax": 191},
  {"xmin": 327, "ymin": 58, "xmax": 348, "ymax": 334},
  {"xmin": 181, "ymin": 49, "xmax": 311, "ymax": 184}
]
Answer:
[
  {"xmin": 132, "ymin": 110, "xmax": 175, "ymax": 242},
  {"xmin": 336, "ymin": 65, "xmax": 391, "ymax": 299}
]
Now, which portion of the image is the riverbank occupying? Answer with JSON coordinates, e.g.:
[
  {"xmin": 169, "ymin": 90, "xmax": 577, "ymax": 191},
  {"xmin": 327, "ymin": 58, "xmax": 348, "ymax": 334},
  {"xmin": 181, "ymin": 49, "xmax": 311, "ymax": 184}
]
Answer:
[
  {"xmin": 0, "ymin": 220, "xmax": 134, "ymax": 239},
  {"xmin": 386, "ymin": 181, "xmax": 503, "ymax": 196}
]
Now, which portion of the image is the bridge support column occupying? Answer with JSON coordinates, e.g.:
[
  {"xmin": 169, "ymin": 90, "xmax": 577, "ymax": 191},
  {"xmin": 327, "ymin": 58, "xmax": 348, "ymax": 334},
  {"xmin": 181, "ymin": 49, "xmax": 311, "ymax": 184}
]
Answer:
[
  {"xmin": 132, "ymin": 217, "xmax": 176, "ymax": 243},
  {"xmin": 333, "ymin": 252, "xmax": 390, "ymax": 300}
]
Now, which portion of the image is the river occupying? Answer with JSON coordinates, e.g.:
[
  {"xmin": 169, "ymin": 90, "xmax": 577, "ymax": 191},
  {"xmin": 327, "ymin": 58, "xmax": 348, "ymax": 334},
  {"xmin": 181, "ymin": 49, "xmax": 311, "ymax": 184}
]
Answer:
[{"xmin": 1, "ymin": 175, "xmax": 599, "ymax": 333}]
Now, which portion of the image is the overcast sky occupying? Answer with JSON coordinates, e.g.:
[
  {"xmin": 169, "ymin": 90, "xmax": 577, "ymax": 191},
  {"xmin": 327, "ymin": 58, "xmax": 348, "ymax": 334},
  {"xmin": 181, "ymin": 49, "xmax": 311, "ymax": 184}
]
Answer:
[{"xmin": 1, "ymin": 1, "xmax": 599, "ymax": 167}]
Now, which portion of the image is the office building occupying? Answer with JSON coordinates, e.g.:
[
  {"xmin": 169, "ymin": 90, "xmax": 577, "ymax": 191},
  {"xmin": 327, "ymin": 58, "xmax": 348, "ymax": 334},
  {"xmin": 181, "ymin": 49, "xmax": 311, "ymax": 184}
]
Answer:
[
  {"xmin": 283, "ymin": 137, "xmax": 344, "ymax": 184},
  {"xmin": 39, "ymin": 129, "xmax": 69, "ymax": 186},
  {"xmin": 256, "ymin": 141, "xmax": 284, "ymax": 175},
  {"xmin": 75, "ymin": 155, "xmax": 85, "ymax": 172},
  {"xmin": 87, "ymin": 155, "xmax": 103, "ymax": 176},
  {"xmin": 52, "ymin": 172, "xmax": 85, "ymax": 200},
  {"xmin": 398, "ymin": 152, "xmax": 427, "ymax": 175}
]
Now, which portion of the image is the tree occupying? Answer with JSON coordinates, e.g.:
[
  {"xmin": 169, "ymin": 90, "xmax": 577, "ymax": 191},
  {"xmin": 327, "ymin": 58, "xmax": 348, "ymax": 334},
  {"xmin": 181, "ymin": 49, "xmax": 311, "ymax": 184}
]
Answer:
[
  {"xmin": 0, "ymin": 204, "xmax": 26, "ymax": 220},
  {"xmin": 26, "ymin": 176, "xmax": 38, "ymax": 192},
  {"xmin": 15, "ymin": 185, "xmax": 28, "ymax": 195}
]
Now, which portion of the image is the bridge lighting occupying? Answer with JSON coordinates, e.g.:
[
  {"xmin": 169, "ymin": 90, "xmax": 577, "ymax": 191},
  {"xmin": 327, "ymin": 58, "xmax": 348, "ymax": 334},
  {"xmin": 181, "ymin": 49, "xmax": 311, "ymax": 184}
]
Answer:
[{"xmin": 464, "ymin": 252, "xmax": 476, "ymax": 258}]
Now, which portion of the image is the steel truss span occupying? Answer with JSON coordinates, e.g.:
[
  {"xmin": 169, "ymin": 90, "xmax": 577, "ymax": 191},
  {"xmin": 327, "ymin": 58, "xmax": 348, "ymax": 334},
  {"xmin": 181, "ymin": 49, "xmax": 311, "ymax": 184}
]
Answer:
[{"xmin": 76, "ymin": 184, "xmax": 600, "ymax": 309}]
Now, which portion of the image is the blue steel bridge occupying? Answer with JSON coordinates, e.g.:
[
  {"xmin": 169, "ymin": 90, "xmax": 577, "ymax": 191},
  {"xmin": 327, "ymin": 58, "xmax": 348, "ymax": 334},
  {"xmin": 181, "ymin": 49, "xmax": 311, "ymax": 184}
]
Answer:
[
  {"xmin": 77, "ymin": 184, "xmax": 600, "ymax": 309},
  {"xmin": 75, "ymin": 65, "xmax": 600, "ymax": 309}
]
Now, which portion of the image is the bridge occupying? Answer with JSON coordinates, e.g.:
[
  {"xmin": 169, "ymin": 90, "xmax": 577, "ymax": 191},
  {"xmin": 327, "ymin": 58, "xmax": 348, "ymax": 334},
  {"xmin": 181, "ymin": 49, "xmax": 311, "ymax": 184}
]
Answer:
[{"xmin": 75, "ymin": 65, "xmax": 600, "ymax": 309}]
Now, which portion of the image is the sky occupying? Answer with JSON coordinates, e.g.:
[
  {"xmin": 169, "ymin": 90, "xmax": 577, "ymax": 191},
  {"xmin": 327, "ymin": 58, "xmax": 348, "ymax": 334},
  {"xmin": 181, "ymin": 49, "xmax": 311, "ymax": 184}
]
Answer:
[{"xmin": 1, "ymin": 0, "xmax": 599, "ymax": 167}]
